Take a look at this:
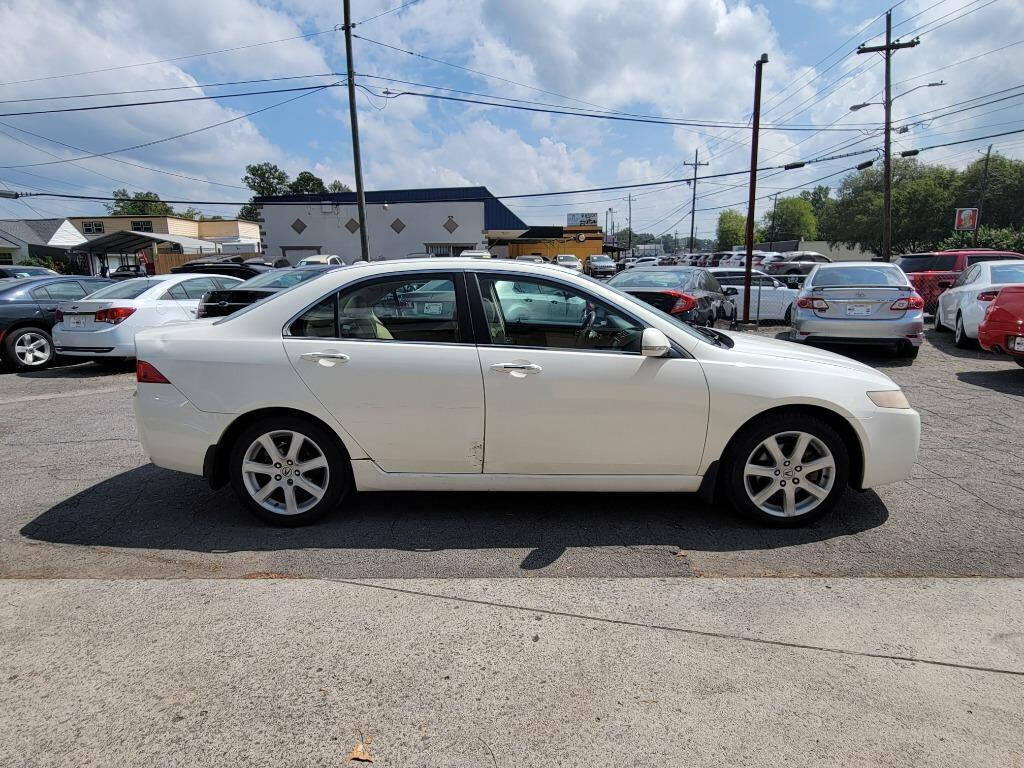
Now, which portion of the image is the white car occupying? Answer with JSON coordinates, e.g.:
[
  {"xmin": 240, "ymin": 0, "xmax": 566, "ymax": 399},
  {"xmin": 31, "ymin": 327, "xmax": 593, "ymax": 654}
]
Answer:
[
  {"xmin": 933, "ymin": 259, "xmax": 1024, "ymax": 347},
  {"xmin": 554, "ymin": 254, "xmax": 583, "ymax": 271},
  {"xmin": 708, "ymin": 268, "xmax": 799, "ymax": 322},
  {"xmin": 630, "ymin": 256, "xmax": 659, "ymax": 269},
  {"xmin": 134, "ymin": 259, "xmax": 919, "ymax": 528},
  {"xmin": 54, "ymin": 273, "xmax": 242, "ymax": 361},
  {"xmin": 297, "ymin": 254, "xmax": 344, "ymax": 266}
]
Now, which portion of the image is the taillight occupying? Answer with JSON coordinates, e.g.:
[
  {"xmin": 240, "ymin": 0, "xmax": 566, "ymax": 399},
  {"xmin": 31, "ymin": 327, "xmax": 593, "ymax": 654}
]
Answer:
[
  {"xmin": 797, "ymin": 297, "xmax": 829, "ymax": 310},
  {"xmin": 663, "ymin": 290, "xmax": 697, "ymax": 314},
  {"xmin": 891, "ymin": 294, "xmax": 925, "ymax": 310},
  {"xmin": 55, "ymin": 309, "xmax": 64, "ymax": 323},
  {"xmin": 136, "ymin": 361, "xmax": 169, "ymax": 384},
  {"xmin": 977, "ymin": 290, "xmax": 1000, "ymax": 302},
  {"xmin": 95, "ymin": 307, "xmax": 136, "ymax": 324}
]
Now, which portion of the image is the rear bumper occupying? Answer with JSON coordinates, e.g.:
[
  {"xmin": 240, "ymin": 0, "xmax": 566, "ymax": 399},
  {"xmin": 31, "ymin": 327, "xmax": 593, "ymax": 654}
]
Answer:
[
  {"xmin": 856, "ymin": 408, "xmax": 921, "ymax": 489},
  {"xmin": 978, "ymin": 323, "xmax": 1024, "ymax": 356},
  {"xmin": 791, "ymin": 311, "xmax": 924, "ymax": 346},
  {"xmin": 134, "ymin": 384, "xmax": 231, "ymax": 476},
  {"xmin": 54, "ymin": 326, "xmax": 136, "ymax": 357}
]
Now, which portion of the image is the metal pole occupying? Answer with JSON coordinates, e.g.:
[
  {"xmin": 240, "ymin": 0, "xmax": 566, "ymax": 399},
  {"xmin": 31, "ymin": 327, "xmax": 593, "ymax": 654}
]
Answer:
[
  {"xmin": 343, "ymin": 0, "xmax": 370, "ymax": 262},
  {"xmin": 883, "ymin": 9, "xmax": 892, "ymax": 262},
  {"xmin": 627, "ymin": 194, "xmax": 633, "ymax": 255},
  {"xmin": 742, "ymin": 54, "xmax": 768, "ymax": 325},
  {"xmin": 689, "ymin": 149, "xmax": 698, "ymax": 252},
  {"xmin": 974, "ymin": 143, "xmax": 993, "ymax": 247}
]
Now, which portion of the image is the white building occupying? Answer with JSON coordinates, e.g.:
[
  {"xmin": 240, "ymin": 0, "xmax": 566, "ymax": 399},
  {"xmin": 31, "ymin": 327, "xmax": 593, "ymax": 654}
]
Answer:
[
  {"xmin": 0, "ymin": 218, "xmax": 86, "ymax": 265},
  {"xmin": 254, "ymin": 186, "xmax": 528, "ymax": 263}
]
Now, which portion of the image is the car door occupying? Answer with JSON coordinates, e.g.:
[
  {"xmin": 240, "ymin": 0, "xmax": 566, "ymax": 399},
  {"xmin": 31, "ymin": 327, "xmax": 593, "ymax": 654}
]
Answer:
[
  {"xmin": 471, "ymin": 272, "xmax": 709, "ymax": 476},
  {"xmin": 282, "ymin": 271, "xmax": 485, "ymax": 473},
  {"xmin": 942, "ymin": 265, "xmax": 976, "ymax": 326},
  {"xmin": 30, "ymin": 280, "xmax": 88, "ymax": 327}
]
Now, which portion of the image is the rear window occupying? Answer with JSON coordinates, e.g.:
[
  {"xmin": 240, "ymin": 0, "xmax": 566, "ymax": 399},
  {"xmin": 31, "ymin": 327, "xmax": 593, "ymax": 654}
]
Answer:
[
  {"xmin": 85, "ymin": 278, "xmax": 164, "ymax": 300},
  {"xmin": 968, "ymin": 253, "xmax": 1022, "ymax": 266},
  {"xmin": 896, "ymin": 253, "xmax": 957, "ymax": 272},
  {"xmin": 609, "ymin": 270, "xmax": 690, "ymax": 289},
  {"xmin": 810, "ymin": 266, "xmax": 907, "ymax": 287},
  {"xmin": 990, "ymin": 265, "xmax": 1024, "ymax": 284},
  {"xmin": 239, "ymin": 269, "xmax": 327, "ymax": 290}
]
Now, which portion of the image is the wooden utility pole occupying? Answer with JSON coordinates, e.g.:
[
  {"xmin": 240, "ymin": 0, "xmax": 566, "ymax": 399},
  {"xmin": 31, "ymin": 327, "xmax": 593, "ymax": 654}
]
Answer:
[
  {"xmin": 684, "ymin": 149, "xmax": 708, "ymax": 253},
  {"xmin": 627, "ymin": 193, "xmax": 633, "ymax": 255},
  {"xmin": 343, "ymin": 0, "xmax": 370, "ymax": 261},
  {"xmin": 974, "ymin": 143, "xmax": 993, "ymax": 247},
  {"xmin": 742, "ymin": 53, "xmax": 768, "ymax": 325},
  {"xmin": 857, "ymin": 10, "xmax": 919, "ymax": 262}
]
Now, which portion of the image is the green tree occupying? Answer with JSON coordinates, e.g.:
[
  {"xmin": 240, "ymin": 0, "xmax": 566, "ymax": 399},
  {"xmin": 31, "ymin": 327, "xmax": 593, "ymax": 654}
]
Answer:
[
  {"xmin": 327, "ymin": 179, "xmax": 351, "ymax": 193},
  {"xmin": 953, "ymin": 153, "xmax": 1024, "ymax": 230},
  {"xmin": 287, "ymin": 171, "xmax": 328, "ymax": 195},
  {"xmin": 799, "ymin": 185, "xmax": 837, "ymax": 240},
  {"xmin": 104, "ymin": 189, "xmax": 176, "ymax": 217},
  {"xmin": 716, "ymin": 209, "xmax": 746, "ymax": 250},
  {"xmin": 759, "ymin": 196, "xmax": 817, "ymax": 242},
  {"xmin": 239, "ymin": 162, "xmax": 291, "ymax": 220},
  {"xmin": 177, "ymin": 206, "xmax": 202, "ymax": 220}
]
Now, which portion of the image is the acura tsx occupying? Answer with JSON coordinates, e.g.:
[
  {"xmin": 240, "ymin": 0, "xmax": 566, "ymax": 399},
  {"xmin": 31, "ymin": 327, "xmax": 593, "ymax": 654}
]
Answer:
[{"xmin": 133, "ymin": 258, "xmax": 920, "ymax": 527}]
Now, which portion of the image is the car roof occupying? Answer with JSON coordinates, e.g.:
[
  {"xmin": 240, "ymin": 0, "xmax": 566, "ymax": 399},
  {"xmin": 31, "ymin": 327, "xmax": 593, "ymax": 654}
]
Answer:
[{"xmin": 813, "ymin": 260, "xmax": 900, "ymax": 268}]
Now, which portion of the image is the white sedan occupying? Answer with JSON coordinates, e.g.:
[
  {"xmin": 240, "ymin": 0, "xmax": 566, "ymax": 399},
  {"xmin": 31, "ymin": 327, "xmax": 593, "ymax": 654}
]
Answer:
[
  {"xmin": 707, "ymin": 268, "xmax": 799, "ymax": 322},
  {"xmin": 134, "ymin": 259, "xmax": 919, "ymax": 527},
  {"xmin": 54, "ymin": 273, "xmax": 242, "ymax": 361},
  {"xmin": 934, "ymin": 259, "xmax": 1024, "ymax": 347}
]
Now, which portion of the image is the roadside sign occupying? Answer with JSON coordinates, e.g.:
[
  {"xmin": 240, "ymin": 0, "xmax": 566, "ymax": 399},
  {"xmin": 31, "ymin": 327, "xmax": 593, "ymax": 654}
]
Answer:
[
  {"xmin": 954, "ymin": 207, "xmax": 979, "ymax": 231},
  {"xmin": 568, "ymin": 212, "xmax": 599, "ymax": 226}
]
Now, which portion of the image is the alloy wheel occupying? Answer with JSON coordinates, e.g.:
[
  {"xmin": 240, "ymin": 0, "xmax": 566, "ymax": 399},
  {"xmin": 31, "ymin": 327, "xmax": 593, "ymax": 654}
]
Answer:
[
  {"xmin": 742, "ymin": 431, "xmax": 836, "ymax": 518},
  {"xmin": 241, "ymin": 430, "xmax": 330, "ymax": 516},
  {"xmin": 14, "ymin": 332, "xmax": 51, "ymax": 367}
]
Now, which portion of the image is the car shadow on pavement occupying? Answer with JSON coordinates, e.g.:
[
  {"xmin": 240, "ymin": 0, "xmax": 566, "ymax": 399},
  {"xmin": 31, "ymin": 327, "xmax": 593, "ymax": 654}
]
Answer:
[
  {"xmin": 9, "ymin": 361, "xmax": 131, "ymax": 379},
  {"xmin": 956, "ymin": 369, "xmax": 1024, "ymax": 397},
  {"xmin": 21, "ymin": 464, "xmax": 889, "ymax": 575},
  {"xmin": 769, "ymin": 330, "xmax": 916, "ymax": 368},
  {"xmin": 922, "ymin": 329, "xmax": 996, "ymax": 361}
]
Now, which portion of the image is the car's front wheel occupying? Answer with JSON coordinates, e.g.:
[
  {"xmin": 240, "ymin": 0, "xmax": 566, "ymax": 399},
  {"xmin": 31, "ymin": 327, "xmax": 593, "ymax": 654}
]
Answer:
[
  {"xmin": 229, "ymin": 416, "xmax": 349, "ymax": 526},
  {"xmin": 722, "ymin": 413, "xmax": 849, "ymax": 526},
  {"xmin": 3, "ymin": 326, "xmax": 54, "ymax": 370}
]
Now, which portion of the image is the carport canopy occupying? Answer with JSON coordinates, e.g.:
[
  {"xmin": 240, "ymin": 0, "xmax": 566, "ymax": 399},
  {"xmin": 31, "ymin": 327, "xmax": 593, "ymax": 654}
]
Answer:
[{"xmin": 77, "ymin": 230, "xmax": 220, "ymax": 254}]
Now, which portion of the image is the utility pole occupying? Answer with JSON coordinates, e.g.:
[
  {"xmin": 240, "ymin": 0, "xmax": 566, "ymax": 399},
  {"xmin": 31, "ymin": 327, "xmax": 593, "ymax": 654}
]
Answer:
[
  {"xmin": 768, "ymin": 193, "xmax": 779, "ymax": 251},
  {"xmin": 742, "ymin": 53, "xmax": 768, "ymax": 325},
  {"xmin": 627, "ymin": 194, "xmax": 633, "ymax": 256},
  {"xmin": 342, "ymin": 0, "xmax": 370, "ymax": 262},
  {"xmin": 684, "ymin": 149, "xmax": 708, "ymax": 253},
  {"xmin": 974, "ymin": 143, "xmax": 993, "ymax": 247},
  {"xmin": 857, "ymin": 10, "xmax": 919, "ymax": 262}
]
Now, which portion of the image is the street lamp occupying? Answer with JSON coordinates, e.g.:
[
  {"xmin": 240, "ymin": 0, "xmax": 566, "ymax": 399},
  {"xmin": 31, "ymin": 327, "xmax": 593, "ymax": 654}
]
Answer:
[{"xmin": 848, "ymin": 80, "xmax": 944, "ymax": 262}]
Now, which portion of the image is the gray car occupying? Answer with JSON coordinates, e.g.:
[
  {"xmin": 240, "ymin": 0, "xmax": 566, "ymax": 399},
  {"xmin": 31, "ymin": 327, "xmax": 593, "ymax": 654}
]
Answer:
[{"xmin": 790, "ymin": 262, "xmax": 925, "ymax": 359}]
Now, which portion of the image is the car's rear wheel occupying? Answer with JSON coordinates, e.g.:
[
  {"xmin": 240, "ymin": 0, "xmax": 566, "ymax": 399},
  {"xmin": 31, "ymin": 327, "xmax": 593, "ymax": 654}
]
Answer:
[
  {"xmin": 783, "ymin": 305, "xmax": 792, "ymax": 325},
  {"xmin": 898, "ymin": 341, "xmax": 920, "ymax": 359},
  {"xmin": 954, "ymin": 313, "xmax": 974, "ymax": 348},
  {"xmin": 722, "ymin": 413, "xmax": 849, "ymax": 526},
  {"xmin": 933, "ymin": 308, "xmax": 945, "ymax": 331},
  {"xmin": 229, "ymin": 416, "xmax": 349, "ymax": 526},
  {"xmin": 3, "ymin": 327, "xmax": 54, "ymax": 370},
  {"xmin": 1015, "ymin": 358, "xmax": 1024, "ymax": 369}
]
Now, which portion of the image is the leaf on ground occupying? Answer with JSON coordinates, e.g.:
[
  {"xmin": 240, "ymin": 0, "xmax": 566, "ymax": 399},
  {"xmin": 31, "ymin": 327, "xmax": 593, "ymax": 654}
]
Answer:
[{"xmin": 347, "ymin": 737, "xmax": 374, "ymax": 763}]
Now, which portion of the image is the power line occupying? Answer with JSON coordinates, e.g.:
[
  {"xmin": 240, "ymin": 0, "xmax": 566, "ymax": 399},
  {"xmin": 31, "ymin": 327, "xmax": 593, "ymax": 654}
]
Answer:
[
  {"xmin": 0, "ymin": 80, "xmax": 343, "ymax": 170},
  {"xmin": 909, "ymin": 0, "xmax": 1001, "ymax": 37},
  {"xmin": 0, "ymin": 73, "xmax": 341, "ymax": 105},
  {"xmin": 0, "ymin": 27, "xmax": 341, "ymax": 88},
  {"xmin": 0, "ymin": 82, "xmax": 345, "ymax": 118},
  {"xmin": 356, "ymin": 0, "xmax": 422, "ymax": 24},
  {"xmin": 892, "ymin": 39, "xmax": 1024, "ymax": 87}
]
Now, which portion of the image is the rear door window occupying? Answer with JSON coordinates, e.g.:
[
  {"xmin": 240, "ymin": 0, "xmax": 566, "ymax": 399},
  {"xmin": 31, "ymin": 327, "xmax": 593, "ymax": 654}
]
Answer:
[{"xmin": 32, "ymin": 281, "xmax": 86, "ymax": 300}]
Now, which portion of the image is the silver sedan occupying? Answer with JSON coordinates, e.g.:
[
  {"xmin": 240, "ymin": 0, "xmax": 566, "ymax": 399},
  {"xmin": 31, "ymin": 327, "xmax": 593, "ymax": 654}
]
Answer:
[{"xmin": 790, "ymin": 262, "xmax": 925, "ymax": 359}]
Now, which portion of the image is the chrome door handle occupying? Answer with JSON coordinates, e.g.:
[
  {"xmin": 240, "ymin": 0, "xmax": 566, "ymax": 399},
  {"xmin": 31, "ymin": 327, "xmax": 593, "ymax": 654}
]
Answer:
[
  {"xmin": 301, "ymin": 352, "xmax": 350, "ymax": 362},
  {"xmin": 490, "ymin": 362, "xmax": 542, "ymax": 373}
]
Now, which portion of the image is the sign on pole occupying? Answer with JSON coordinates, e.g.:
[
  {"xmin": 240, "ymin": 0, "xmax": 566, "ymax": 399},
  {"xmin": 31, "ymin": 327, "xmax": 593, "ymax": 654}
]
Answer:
[
  {"xmin": 954, "ymin": 207, "xmax": 979, "ymax": 231},
  {"xmin": 567, "ymin": 212, "xmax": 599, "ymax": 226}
]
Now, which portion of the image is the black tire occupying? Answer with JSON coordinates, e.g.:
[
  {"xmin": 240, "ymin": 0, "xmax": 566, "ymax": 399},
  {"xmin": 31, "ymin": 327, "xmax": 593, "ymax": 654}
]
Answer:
[
  {"xmin": 783, "ymin": 305, "xmax": 792, "ymax": 325},
  {"xmin": 2, "ymin": 326, "xmax": 54, "ymax": 370},
  {"xmin": 1015, "ymin": 358, "xmax": 1024, "ymax": 369},
  {"xmin": 720, "ymin": 412, "xmax": 849, "ymax": 527},
  {"xmin": 228, "ymin": 415, "xmax": 350, "ymax": 526},
  {"xmin": 899, "ymin": 343, "xmax": 920, "ymax": 359},
  {"xmin": 954, "ymin": 313, "xmax": 974, "ymax": 349},
  {"xmin": 933, "ymin": 308, "xmax": 945, "ymax": 332}
]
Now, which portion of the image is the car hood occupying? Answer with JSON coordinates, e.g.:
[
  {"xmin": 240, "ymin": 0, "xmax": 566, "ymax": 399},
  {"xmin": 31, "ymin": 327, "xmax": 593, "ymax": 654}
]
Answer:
[{"xmin": 715, "ymin": 330, "xmax": 897, "ymax": 384}]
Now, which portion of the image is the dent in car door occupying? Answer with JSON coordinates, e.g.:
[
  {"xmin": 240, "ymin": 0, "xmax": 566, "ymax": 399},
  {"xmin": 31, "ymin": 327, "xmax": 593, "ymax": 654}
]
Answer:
[{"xmin": 282, "ymin": 273, "xmax": 485, "ymax": 473}]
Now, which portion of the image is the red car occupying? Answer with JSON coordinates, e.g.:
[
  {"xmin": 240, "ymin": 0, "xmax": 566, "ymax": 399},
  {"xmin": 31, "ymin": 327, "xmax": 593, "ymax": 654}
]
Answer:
[
  {"xmin": 896, "ymin": 249, "xmax": 1024, "ymax": 314},
  {"xmin": 978, "ymin": 286, "xmax": 1024, "ymax": 368}
]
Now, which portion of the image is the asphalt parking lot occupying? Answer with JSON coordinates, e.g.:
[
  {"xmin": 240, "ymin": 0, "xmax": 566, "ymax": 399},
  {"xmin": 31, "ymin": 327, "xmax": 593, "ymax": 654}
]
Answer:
[{"xmin": 2, "ymin": 327, "xmax": 1023, "ymax": 580}]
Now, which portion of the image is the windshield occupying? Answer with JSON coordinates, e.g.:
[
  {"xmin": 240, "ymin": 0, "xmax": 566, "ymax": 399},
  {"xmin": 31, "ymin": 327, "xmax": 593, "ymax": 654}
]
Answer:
[
  {"xmin": 810, "ymin": 265, "xmax": 907, "ymax": 287},
  {"xmin": 3, "ymin": 266, "xmax": 53, "ymax": 277},
  {"xmin": 990, "ymin": 264, "xmax": 1024, "ymax": 284},
  {"xmin": 556, "ymin": 256, "xmax": 578, "ymax": 263},
  {"xmin": 238, "ymin": 269, "xmax": 328, "ymax": 290},
  {"xmin": 590, "ymin": 256, "xmax": 612, "ymax": 263},
  {"xmin": 608, "ymin": 269, "xmax": 691, "ymax": 289},
  {"xmin": 84, "ymin": 278, "xmax": 167, "ymax": 299}
]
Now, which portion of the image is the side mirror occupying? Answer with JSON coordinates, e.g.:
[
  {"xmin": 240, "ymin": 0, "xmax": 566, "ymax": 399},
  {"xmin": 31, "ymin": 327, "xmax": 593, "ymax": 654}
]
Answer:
[
  {"xmin": 641, "ymin": 327, "xmax": 671, "ymax": 357},
  {"xmin": 722, "ymin": 286, "xmax": 739, "ymax": 296}
]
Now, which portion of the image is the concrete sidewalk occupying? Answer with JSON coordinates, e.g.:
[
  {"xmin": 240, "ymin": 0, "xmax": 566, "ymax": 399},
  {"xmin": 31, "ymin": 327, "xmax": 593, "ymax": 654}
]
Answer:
[{"xmin": 2, "ymin": 578, "xmax": 1022, "ymax": 767}]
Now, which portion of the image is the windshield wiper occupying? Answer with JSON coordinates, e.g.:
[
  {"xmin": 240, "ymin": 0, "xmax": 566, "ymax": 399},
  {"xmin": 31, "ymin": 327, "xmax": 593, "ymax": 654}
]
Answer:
[{"xmin": 687, "ymin": 323, "xmax": 733, "ymax": 347}]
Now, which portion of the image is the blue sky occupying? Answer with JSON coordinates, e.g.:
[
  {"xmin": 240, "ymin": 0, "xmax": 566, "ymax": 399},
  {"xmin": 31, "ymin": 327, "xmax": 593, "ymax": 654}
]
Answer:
[{"xmin": 0, "ymin": 0, "xmax": 1021, "ymax": 242}]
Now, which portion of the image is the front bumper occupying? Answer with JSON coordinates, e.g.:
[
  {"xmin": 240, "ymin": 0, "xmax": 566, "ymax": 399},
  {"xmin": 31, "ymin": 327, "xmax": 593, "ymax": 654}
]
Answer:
[
  {"xmin": 791, "ymin": 310, "xmax": 925, "ymax": 346},
  {"xmin": 134, "ymin": 384, "xmax": 232, "ymax": 476},
  {"xmin": 856, "ymin": 406, "xmax": 921, "ymax": 489}
]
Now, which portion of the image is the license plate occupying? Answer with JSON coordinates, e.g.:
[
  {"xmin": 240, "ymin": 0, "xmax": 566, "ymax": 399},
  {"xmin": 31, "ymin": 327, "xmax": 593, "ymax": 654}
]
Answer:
[
  {"xmin": 846, "ymin": 303, "xmax": 872, "ymax": 316},
  {"xmin": 422, "ymin": 302, "xmax": 443, "ymax": 315},
  {"xmin": 1014, "ymin": 337, "xmax": 1024, "ymax": 352},
  {"xmin": 68, "ymin": 314, "xmax": 87, "ymax": 329}
]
